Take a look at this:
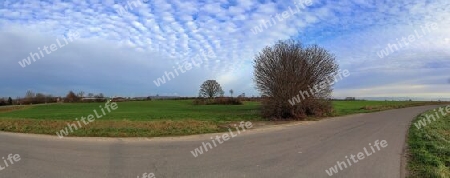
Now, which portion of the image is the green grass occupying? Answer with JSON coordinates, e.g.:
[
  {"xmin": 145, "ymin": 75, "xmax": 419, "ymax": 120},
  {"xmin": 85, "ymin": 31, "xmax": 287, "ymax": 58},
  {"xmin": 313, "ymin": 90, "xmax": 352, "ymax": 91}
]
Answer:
[
  {"xmin": 332, "ymin": 100, "xmax": 438, "ymax": 116},
  {"xmin": 0, "ymin": 100, "xmax": 262, "ymax": 121},
  {"xmin": 407, "ymin": 107, "xmax": 450, "ymax": 178},
  {"xmin": 0, "ymin": 100, "xmax": 445, "ymax": 137},
  {"xmin": 0, "ymin": 100, "xmax": 261, "ymax": 137}
]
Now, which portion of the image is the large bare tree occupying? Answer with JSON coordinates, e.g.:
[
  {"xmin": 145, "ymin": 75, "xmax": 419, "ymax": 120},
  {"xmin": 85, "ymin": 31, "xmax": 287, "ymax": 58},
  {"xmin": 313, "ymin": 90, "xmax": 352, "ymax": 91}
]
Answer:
[
  {"xmin": 199, "ymin": 80, "xmax": 223, "ymax": 98},
  {"xmin": 253, "ymin": 40, "xmax": 339, "ymax": 120}
]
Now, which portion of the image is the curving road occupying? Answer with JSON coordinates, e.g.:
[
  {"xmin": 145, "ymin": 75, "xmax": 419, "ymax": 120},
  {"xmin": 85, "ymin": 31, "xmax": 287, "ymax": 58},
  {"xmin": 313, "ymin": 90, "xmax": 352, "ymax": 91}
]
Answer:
[{"xmin": 0, "ymin": 105, "xmax": 438, "ymax": 178}]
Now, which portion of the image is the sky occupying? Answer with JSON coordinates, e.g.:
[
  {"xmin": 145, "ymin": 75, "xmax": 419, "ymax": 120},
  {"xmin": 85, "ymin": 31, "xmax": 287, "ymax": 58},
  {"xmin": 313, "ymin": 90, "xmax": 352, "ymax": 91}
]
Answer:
[{"xmin": 0, "ymin": 0, "xmax": 449, "ymax": 99}]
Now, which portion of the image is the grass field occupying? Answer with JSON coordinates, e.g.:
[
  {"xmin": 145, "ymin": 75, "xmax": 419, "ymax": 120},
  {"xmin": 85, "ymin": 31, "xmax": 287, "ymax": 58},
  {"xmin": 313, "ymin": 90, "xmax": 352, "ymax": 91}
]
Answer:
[
  {"xmin": 407, "ymin": 107, "xmax": 450, "ymax": 178},
  {"xmin": 0, "ymin": 100, "xmax": 261, "ymax": 121},
  {"xmin": 332, "ymin": 100, "xmax": 436, "ymax": 116},
  {"xmin": 0, "ymin": 100, "xmax": 446, "ymax": 137}
]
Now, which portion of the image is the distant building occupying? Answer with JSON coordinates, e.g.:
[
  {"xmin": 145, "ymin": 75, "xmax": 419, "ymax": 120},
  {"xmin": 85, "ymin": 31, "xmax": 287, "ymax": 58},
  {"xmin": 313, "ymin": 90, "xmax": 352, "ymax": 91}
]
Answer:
[
  {"xmin": 111, "ymin": 97, "xmax": 127, "ymax": 102},
  {"xmin": 81, "ymin": 97, "xmax": 107, "ymax": 102},
  {"xmin": 345, "ymin": 97, "xmax": 356, "ymax": 101},
  {"xmin": 131, "ymin": 97, "xmax": 151, "ymax": 101}
]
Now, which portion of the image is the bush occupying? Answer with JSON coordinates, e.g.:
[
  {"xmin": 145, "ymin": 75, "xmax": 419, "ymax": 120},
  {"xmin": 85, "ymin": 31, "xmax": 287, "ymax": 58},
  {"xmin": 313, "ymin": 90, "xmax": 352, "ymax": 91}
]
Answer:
[
  {"xmin": 260, "ymin": 98, "xmax": 333, "ymax": 120},
  {"xmin": 301, "ymin": 99, "xmax": 333, "ymax": 117},
  {"xmin": 193, "ymin": 97, "xmax": 243, "ymax": 105},
  {"xmin": 253, "ymin": 40, "xmax": 338, "ymax": 120}
]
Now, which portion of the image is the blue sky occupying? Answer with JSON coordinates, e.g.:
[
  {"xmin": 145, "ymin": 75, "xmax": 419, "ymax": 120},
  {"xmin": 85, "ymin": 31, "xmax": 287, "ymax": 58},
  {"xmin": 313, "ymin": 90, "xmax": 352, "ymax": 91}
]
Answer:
[{"xmin": 0, "ymin": 0, "xmax": 449, "ymax": 98}]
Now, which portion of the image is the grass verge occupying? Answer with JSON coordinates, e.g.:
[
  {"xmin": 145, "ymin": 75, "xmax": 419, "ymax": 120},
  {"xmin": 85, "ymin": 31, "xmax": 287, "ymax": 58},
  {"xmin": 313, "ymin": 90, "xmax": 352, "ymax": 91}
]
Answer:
[
  {"xmin": 407, "ymin": 106, "xmax": 450, "ymax": 178},
  {"xmin": 332, "ymin": 101, "xmax": 447, "ymax": 116},
  {"xmin": 0, "ymin": 118, "xmax": 232, "ymax": 137}
]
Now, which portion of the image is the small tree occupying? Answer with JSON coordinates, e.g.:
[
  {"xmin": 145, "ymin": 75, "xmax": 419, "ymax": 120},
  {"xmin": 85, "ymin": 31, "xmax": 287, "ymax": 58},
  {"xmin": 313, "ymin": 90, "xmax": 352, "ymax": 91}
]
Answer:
[
  {"xmin": 65, "ymin": 91, "xmax": 80, "ymax": 102},
  {"xmin": 95, "ymin": 93, "xmax": 104, "ymax": 98},
  {"xmin": 35, "ymin": 93, "xmax": 46, "ymax": 103},
  {"xmin": 199, "ymin": 80, "xmax": 223, "ymax": 98},
  {"xmin": 229, "ymin": 89, "xmax": 234, "ymax": 97},
  {"xmin": 254, "ymin": 40, "xmax": 338, "ymax": 120},
  {"xmin": 77, "ymin": 91, "xmax": 85, "ymax": 98},
  {"xmin": 7, "ymin": 97, "xmax": 12, "ymax": 105},
  {"xmin": 24, "ymin": 90, "xmax": 35, "ymax": 104},
  {"xmin": 25, "ymin": 90, "xmax": 35, "ymax": 98},
  {"xmin": 45, "ymin": 94, "xmax": 54, "ymax": 103}
]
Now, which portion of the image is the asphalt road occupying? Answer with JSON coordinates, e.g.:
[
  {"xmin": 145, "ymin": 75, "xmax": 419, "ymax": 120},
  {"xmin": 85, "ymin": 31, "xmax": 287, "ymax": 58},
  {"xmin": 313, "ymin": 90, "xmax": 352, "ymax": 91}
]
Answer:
[{"xmin": 0, "ymin": 105, "xmax": 438, "ymax": 178}]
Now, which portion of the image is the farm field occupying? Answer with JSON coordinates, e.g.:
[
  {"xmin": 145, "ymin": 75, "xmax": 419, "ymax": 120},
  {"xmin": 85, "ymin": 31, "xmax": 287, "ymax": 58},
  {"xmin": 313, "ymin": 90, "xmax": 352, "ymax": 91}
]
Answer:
[
  {"xmin": 0, "ymin": 100, "xmax": 262, "ymax": 121},
  {"xmin": 0, "ymin": 100, "xmax": 446, "ymax": 137},
  {"xmin": 332, "ymin": 100, "xmax": 440, "ymax": 116}
]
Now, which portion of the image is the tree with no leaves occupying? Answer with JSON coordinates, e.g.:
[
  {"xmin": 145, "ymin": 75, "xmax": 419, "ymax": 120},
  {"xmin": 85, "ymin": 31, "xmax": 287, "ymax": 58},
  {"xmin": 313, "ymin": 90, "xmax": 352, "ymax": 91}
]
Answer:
[
  {"xmin": 96, "ymin": 93, "xmax": 104, "ymax": 98},
  {"xmin": 25, "ymin": 90, "xmax": 35, "ymax": 99},
  {"xmin": 24, "ymin": 90, "xmax": 35, "ymax": 104},
  {"xmin": 199, "ymin": 80, "xmax": 223, "ymax": 98},
  {"xmin": 65, "ymin": 91, "xmax": 80, "ymax": 103},
  {"xmin": 253, "ymin": 40, "xmax": 339, "ymax": 120},
  {"xmin": 229, "ymin": 89, "xmax": 234, "ymax": 97},
  {"xmin": 77, "ymin": 91, "xmax": 85, "ymax": 98},
  {"xmin": 35, "ymin": 93, "xmax": 46, "ymax": 103}
]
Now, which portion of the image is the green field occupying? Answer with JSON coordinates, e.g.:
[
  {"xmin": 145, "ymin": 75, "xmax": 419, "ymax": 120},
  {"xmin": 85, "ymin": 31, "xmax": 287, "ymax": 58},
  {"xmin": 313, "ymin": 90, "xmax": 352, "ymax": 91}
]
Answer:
[
  {"xmin": 0, "ymin": 100, "xmax": 262, "ymax": 121},
  {"xmin": 407, "ymin": 107, "xmax": 450, "ymax": 178},
  {"xmin": 0, "ymin": 100, "xmax": 445, "ymax": 137},
  {"xmin": 332, "ymin": 100, "xmax": 434, "ymax": 116}
]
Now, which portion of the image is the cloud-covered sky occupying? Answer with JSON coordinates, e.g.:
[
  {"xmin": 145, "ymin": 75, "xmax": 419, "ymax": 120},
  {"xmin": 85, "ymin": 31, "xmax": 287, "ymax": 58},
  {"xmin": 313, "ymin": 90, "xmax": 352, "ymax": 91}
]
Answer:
[{"xmin": 0, "ymin": 0, "xmax": 449, "ymax": 98}]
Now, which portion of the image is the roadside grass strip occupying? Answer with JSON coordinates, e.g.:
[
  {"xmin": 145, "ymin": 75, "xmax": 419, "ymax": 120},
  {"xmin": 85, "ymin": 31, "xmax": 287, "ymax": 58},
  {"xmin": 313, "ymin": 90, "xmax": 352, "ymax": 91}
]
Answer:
[{"xmin": 407, "ymin": 108, "xmax": 450, "ymax": 178}]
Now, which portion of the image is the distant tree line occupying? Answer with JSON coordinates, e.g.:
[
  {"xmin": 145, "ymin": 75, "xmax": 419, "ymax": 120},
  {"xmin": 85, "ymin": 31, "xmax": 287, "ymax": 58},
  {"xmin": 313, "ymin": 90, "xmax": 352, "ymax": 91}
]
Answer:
[
  {"xmin": 64, "ymin": 91, "xmax": 106, "ymax": 103},
  {"xmin": 20, "ymin": 90, "xmax": 58, "ymax": 105},
  {"xmin": 1, "ymin": 88, "xmax": 256, "ymax": 106},
  {"xmin": 0, "ymin": 97, "xmax": 13, "ymax": 106},
  {"xmin": 0, "ymin": 90, "xmax": 108, "ymax": 105}
]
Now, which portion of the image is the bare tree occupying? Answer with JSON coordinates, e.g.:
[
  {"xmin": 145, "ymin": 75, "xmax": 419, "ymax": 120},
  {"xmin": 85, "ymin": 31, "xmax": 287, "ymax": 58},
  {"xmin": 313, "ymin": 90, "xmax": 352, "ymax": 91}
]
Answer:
[
  {"xmin": 35, "ymin": 93, "xmax": 46, "ymax": 103},
  {"xmin": 24, "ymin": 90, "xmax": 35, "ymax": 104},
  {"xmin": 87, "ymin": 93, "xmax": 94, "ymax": 97},
  {"xmin": 45, "ymin": 94, "xmax": 54, "ymax": 103},
  {"xmin": 65, "ymin": 91, "xmax": 80, "ymax": 102},
  {"xmin": 77, "ymin": 91, "xmax": 85, "ymax": 98},
  {"xmin": 253, "ymin": 40, "xmax": 338, "ymax": 120},
  {"xmin": 25, "ymin": 90, "xmax": 35, "ymax": 99},
  {"xmin": 229, "ymin": 89, "xmax": 234, "ymax": 97},
  {"xmin": 199, "ymin": 80, "xmax": 223, "ymax": 98},
  {"xmin": 95, "ymin": 93, "xmax": 104, "ymax": 98}
]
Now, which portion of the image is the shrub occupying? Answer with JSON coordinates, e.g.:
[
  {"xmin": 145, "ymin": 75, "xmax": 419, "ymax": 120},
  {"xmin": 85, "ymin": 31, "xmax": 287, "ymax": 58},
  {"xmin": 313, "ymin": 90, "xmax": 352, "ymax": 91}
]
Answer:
[
  {"xmin": 253, "ymin": 40, "xmax": 338, "ymax": 120},
  {"xmin": 193, "ymin": 97, "xmax": 243, "ymax": 105}
]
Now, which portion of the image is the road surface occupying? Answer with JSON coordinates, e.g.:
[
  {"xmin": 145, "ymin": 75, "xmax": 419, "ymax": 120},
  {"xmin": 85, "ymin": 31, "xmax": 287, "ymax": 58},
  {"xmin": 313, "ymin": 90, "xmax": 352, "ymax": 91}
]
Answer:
[{"xmin": 0, "ymin": 105, "xmax": 438, "ymax": 178}]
